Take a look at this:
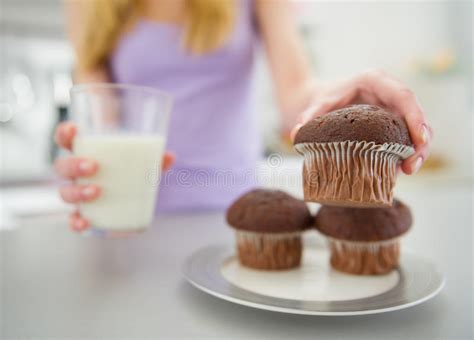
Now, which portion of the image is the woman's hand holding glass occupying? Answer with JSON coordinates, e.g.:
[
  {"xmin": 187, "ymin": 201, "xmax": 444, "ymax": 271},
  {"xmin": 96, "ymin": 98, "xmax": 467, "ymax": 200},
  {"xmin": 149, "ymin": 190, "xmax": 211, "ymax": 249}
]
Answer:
[{"xmin": 54, "ymin": 122, "xmax": 175, "ymax": 232}]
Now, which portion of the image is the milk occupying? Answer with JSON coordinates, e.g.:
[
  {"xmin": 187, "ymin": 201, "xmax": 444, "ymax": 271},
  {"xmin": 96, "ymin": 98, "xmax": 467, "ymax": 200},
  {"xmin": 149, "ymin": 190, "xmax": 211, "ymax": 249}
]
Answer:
[{"xmin": 73, "ymin": 135, "xmax": 165, "ymax": 231}]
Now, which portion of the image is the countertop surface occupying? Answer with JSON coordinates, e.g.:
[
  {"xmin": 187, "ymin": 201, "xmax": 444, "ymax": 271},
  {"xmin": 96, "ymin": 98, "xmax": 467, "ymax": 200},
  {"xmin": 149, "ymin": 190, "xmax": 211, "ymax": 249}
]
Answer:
[{"xmin": 1, "ymin": 180, "xmax": 473, "ymax": 339}]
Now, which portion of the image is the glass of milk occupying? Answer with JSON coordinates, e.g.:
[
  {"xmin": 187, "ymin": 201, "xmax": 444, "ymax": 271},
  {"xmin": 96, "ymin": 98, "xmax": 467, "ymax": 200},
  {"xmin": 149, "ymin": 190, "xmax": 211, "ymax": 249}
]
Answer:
[{"xmin": 70, "ymin": 83, "xmax": 172, "ymax": 235}]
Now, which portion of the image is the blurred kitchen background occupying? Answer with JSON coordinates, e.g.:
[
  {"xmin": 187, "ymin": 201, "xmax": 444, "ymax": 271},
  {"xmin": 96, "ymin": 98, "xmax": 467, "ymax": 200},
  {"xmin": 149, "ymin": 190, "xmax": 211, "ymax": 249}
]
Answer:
[{"xmin": 1, "ymin": 0, "xmax": 472, "ymax": 227}]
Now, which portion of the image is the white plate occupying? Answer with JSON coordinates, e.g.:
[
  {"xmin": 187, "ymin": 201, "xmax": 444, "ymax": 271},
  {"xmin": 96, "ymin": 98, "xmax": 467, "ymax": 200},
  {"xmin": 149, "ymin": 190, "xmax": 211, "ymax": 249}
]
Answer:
[{"xmin": 183, "ymin": 243, "xmax": 445, "ymax": 316}]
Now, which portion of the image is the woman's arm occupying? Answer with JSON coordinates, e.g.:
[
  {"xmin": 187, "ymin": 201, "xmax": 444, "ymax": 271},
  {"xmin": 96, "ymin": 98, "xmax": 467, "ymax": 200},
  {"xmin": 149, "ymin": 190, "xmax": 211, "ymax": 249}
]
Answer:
[
  {"xmin": 255, "ymin": 0, "xmax": 432, "ymax": 175},
  {"xmin": 66, "ymin": 0, "xmax": 111, "ymax": 83},
  {"xmin": 255, "ymin": 0, "xmax": 315, "ymax": 134}
]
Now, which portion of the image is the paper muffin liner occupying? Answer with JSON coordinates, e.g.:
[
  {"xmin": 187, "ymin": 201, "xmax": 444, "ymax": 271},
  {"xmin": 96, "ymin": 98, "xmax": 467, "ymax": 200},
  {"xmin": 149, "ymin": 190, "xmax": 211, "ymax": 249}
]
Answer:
[
  {"xmin": 294, "ymin": 141, "xmax": 414, "ymax": 207},
  {"xmin": 234, "ymin": 230, "xmax": 303, "ymax": 270},
  {"xmin": 324, "ymin": 236, "xmax": 402, "ymax": 275}
]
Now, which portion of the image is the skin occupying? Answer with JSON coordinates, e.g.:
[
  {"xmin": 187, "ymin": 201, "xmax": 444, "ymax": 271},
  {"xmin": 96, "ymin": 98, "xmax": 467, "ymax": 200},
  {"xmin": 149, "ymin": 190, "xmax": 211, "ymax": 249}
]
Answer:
[{"xmin": 58, "ymin": 0, "xmax": 432, "ymax": 231}]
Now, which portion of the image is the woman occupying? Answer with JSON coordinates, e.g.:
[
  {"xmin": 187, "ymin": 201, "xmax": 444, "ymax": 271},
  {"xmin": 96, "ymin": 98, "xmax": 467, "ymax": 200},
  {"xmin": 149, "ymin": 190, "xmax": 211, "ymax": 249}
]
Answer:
[{"xmin": 56, "ymin": 0, "xmax": 432, "ymax": 231}]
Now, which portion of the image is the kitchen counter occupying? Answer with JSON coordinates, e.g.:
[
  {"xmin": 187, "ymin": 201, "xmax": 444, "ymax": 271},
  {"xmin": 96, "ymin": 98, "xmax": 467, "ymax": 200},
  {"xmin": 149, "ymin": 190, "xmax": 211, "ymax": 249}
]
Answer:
[{"xmin": 1, "ymin": 181, "xmax": 472, "ymax": 339}]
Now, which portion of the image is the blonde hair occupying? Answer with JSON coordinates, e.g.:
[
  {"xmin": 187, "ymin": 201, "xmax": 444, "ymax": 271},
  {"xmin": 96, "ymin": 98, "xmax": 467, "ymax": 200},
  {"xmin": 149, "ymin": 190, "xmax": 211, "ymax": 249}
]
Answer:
[{"xmin": 76, "ymin": 0, "xmax": 236, "ymax": 71}]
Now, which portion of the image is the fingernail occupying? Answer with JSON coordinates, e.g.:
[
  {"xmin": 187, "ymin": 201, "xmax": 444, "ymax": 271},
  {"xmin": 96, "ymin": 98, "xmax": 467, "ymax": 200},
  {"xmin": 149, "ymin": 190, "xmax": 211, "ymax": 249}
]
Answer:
[
  {"xmin": 421, "ymin": 125, "xmax": 429, "ymax": 144},
  {"xmin": 82, "ymin": 186, "xmax": 96, "ymax": 198},
  {"xmin": 411, "ymin": 157, "xmax": 423, "ymax": 174},
  {"xmin": 79, "ymin": 160, "xmax": 95, "ymax": 173}
]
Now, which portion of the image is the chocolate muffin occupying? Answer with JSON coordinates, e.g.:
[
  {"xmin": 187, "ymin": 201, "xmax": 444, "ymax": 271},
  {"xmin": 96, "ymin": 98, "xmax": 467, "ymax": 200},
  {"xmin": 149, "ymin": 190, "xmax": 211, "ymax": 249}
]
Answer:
[
  {"xmin": 226, "ymin": 189, "xmax": 313, "ymax": 270},
  {"xmin": 294, "ymin": 105, "xmax": 415, "ymax": 207},
  {"xmin": 315, "ymin": 199, "xmax": 412, "ymax": 275},
  {"xmin": 294, "ymin": 105, "xmax": 412, "ymax": 146}
]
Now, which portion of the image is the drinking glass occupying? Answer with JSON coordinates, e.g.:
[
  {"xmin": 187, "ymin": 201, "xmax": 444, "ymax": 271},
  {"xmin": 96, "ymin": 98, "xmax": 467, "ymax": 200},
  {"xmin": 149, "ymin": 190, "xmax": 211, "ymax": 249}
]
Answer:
[{"xmin": 70, "ymin": 83, "xmax": 172, "ymax": 235}]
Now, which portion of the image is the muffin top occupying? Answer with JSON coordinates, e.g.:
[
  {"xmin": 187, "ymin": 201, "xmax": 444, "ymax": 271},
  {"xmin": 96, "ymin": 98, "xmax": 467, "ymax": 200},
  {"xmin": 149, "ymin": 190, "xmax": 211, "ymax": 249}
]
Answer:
[
  {"xmin": 294, "ymin": 105, "xmax": 412, "ymax": 146},
  {"xmin": 315, "ymin": 199, "xmax": 412, "ymax": 241},
  {"xmin": 226, "ymin": 189, "xmax": 313, "ymax": 233}
]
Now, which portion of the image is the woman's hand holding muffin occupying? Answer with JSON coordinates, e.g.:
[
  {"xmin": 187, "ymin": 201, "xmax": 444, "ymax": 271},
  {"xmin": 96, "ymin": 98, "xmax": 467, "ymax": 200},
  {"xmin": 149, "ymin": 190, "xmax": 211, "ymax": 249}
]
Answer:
[
  {"xmin": 54, "ymin": 122, "xmax": 175, "ymax": 232},
  {"xmin": 291, "ymin": 69, "xmax": 432, "ymax": 175}
]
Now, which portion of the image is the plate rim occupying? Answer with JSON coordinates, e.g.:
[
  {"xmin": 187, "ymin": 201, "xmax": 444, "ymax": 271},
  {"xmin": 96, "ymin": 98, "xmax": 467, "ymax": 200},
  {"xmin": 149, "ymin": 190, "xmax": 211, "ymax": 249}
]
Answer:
[{"xmin": 182, "ymin": 244, "xmax": 445, "ymax": 316}]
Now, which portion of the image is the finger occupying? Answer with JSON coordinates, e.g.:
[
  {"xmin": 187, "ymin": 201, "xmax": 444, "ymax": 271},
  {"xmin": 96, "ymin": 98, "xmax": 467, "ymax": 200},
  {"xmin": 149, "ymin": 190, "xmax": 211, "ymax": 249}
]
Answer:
[
  {"xmin": 55, "ymin": 122, "xmax": 77, "ymax": 151},
  {"xmin": 361, "ymin": 71, "xmax": 433, "ymax": 175},
  {"xmin": 69, "ymin": 212, "xmax": 90, "ymax": 232},
  {"xmin": 300, "ymin": 79, "xmax": 360, "ymax": 124},
  {"xmin": 54, "ymin": 157, "xmax": 98, "ymax": 179},
  {"xmin": 300, "ymin": 97, "xmax": 340, "ymax": 124},
  {"xmin": 401, "ymin": 156, "xmax": 423, "ymax": 175},
  {"xmin": 290, "ymin": 123, "xmax": 303, "ymax": 142},
  {"xmin": 401, "ymin": 142, "xmax": 431, "ymax": 175},
  {"xmin": 360, "ymin": 70, "xmax": 430, "ymax": 148},
  {"xmin": 401, "ymin": 109, "xmax": 431, "ymax": 152},
  {"xmin": 357, "ymin": 88, "xmax": 385, "ymax": 107},
  {"xmin": 301, "ymin": 103, "xmax": 330, "ymax": 123},
  {"xmin": 162, "ymin": 152, "xmax": 175, "ymax": 171},
  {"xmin": 59, "ymin": 185, "xmax": 101, "ymax": 203}
]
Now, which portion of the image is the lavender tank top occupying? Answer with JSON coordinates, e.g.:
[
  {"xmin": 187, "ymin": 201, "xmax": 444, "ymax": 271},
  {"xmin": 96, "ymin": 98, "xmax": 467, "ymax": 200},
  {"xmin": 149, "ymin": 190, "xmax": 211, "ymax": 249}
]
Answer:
[{"xmin": 110, "ymin": 0, "xmax": 261, "ymax": 212}]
